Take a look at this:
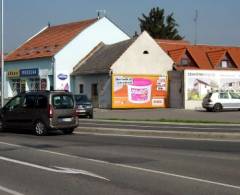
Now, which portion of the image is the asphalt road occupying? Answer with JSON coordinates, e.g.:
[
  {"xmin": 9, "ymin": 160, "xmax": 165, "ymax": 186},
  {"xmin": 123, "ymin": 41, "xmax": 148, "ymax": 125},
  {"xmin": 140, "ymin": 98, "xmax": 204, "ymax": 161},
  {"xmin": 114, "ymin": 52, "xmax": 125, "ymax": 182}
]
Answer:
[
  {"xmin": 78, "ymin": 119, "xmax": 240, "ymax": 133},
  {"xmin": 0, "ymin": 129, "xmax": 240, "ymax": 195}
]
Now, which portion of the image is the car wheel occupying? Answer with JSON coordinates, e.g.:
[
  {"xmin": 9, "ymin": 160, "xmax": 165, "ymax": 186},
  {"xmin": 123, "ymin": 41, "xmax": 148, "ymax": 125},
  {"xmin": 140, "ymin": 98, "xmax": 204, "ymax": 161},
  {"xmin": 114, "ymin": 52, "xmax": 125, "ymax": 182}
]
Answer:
[
  {"xmin": 88, "ymin": 114, "xmax": 93, "ymax": 119},
  {"xmin": 206, "ymin": 108, "xmax": 212, "ymax": 112},
  {"xmin": 213, "ymin": 103, "xmax": 222, "ymax": 112},
  {"xmin": 34, "ymin": 120, "xmax": 47, "ymax": 136},
  {"xmin": 62, "ymin": 128, "xmax": 75, "ymax": 135}
]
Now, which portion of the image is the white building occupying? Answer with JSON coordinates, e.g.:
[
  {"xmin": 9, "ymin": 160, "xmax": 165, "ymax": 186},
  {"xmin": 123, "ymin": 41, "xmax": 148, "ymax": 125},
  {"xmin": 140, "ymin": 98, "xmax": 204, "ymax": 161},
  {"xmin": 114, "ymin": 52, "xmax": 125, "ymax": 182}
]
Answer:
[
  {"xmin": 72, "ymin": 31, "xmax": 173, "ymax": 108},
  {"xmin": 4, "ymin": 17, "xmax": 130, "ymax": 101}
]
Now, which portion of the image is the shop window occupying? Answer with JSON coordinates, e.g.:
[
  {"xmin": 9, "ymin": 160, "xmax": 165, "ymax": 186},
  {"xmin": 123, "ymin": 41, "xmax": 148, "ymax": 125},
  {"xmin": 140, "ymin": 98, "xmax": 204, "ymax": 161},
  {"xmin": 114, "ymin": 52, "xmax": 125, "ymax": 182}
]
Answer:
[
  {"xmin": 11, "ymin": 79, "xmax": 21, "ymax": 95},
  {"xmin": 79, "ymin": 84, "xmax": 84, "ymax": 94},
  {"xmin": 29, "ymin": 78, "xmax": 40, "ymax": 91}
]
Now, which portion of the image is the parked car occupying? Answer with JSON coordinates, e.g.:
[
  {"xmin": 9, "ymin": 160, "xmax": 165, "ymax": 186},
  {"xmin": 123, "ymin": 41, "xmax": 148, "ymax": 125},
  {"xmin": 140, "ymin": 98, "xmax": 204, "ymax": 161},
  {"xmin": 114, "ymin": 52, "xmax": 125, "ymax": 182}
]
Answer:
[
  {"xmin": 0, "ymin": 90, "xmax": 79, "ymax": 135},
  {"xmin": 202, "ymin": 91, "xmax": 240, "ymax": 112},
  {"xmin": 74, "ymin": 95, "xmax": 93, "ymax": 118}
]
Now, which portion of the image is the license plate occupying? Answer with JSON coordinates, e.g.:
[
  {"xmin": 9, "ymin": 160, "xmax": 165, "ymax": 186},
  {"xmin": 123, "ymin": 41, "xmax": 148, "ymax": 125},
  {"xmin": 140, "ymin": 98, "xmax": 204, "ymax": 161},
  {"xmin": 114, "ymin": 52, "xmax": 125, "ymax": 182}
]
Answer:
[{"xmin": 61, "ymin": 118, "xmax": 72, "ymax": 122}]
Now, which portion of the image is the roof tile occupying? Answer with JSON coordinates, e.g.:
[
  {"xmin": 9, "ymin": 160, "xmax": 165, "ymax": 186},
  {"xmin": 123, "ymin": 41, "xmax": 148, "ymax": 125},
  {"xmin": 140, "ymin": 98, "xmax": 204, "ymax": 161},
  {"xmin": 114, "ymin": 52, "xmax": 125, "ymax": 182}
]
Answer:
[{"xmin": 5, "ymin": 18, "xmax": 97, "ymax": 62}]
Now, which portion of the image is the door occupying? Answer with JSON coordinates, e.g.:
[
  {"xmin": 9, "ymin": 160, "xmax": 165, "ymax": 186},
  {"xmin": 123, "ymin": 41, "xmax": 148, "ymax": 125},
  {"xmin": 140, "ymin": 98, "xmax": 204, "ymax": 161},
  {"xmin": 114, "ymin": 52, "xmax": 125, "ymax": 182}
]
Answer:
[
  {"xmin": 91, "ymin": 83, "xmax": 99, "ymax": 108},
  {"xmin": 2, "ymin": 95, "xmax": 25, "ymax": 128}
]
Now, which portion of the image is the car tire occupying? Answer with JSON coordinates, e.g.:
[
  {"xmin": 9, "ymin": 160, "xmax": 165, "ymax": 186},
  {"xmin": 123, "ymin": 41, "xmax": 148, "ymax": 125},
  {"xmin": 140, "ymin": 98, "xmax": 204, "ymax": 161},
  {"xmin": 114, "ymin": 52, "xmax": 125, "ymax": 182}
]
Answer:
[
  {"xmin": 34, "ymin": 120, "xmax": 48, "ymax": 136},
  {"xmin": 88, "ymin": 114, "xmax": 93, "ymax": 119},
  {"xmin": 206, "ymin": 108, "xmax": 213, "ymax": 112},
  {"xmin": 62, "ymin": 128, "xmax": 75, "ymax": 135},
  {"xmin": 213, "ymin": 103, "xmax": 222, "ymax": 112}
]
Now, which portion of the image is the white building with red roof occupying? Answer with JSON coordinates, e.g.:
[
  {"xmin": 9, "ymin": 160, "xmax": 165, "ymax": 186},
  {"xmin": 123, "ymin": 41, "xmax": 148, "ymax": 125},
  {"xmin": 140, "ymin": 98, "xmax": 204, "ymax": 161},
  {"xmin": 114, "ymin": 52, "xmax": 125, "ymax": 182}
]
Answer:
[{"xmin": 4, "ymin": 17, "xmax": 129, "ymax": 100}]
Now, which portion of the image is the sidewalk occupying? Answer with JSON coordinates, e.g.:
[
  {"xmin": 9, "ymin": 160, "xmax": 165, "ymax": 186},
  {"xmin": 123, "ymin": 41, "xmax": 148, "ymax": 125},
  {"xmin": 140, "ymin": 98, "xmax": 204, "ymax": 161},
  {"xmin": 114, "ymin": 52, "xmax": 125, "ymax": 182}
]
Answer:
[{"xmin": 93, "ymin": 108, "xmax": 240, "ymax": 124}]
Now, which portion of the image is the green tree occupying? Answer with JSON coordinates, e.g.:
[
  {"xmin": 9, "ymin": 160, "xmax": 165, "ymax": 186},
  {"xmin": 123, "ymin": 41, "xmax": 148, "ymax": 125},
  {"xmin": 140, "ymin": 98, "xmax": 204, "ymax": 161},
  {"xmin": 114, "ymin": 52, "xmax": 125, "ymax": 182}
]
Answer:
[{"xmin": 138, "ymin": 7, "xmax": 183, "ymax": 40}]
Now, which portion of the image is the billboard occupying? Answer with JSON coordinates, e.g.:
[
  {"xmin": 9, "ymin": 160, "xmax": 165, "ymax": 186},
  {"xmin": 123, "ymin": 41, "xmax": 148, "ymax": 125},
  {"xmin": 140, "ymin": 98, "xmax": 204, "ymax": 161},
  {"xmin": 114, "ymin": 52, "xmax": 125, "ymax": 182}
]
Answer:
[
  {"xmin": 184, "ymin": 70, "xmax": 240, "ymax": 109},
  {"xmin": 112, "ymin": 75, "xmax": 168, "ymax": 108}
]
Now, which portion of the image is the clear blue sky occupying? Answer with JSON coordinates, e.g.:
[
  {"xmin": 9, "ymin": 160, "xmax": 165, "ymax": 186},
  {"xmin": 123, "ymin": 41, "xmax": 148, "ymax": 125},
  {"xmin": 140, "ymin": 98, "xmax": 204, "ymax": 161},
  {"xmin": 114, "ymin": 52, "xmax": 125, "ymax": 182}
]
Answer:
[{"xmin": 2, "ymin": 0, "xmax": 240, "ymax": 52}]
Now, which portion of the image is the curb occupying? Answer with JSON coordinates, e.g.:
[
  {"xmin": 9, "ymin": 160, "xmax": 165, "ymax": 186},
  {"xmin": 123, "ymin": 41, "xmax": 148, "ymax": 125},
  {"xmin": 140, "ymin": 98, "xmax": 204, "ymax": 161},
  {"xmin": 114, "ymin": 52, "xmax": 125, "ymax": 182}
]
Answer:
[
  {"xmin": 80, "ymin": 118, "xmax": 240, "ymax": 127},
  {"xmin": 76, "ymin": 127, "xmax": 240, "ymax": 141}
]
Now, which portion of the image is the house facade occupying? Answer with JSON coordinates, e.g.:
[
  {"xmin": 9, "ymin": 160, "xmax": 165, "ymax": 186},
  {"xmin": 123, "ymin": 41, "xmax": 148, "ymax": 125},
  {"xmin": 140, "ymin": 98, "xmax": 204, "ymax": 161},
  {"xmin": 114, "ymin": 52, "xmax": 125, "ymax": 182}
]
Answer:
[
  {"xmin": 72, "ymin": 31, "xmax": 174, "ymax": 108},
  {"xmin": 4, "ymin": 17, "xmax": 130, "ymax": 102}
]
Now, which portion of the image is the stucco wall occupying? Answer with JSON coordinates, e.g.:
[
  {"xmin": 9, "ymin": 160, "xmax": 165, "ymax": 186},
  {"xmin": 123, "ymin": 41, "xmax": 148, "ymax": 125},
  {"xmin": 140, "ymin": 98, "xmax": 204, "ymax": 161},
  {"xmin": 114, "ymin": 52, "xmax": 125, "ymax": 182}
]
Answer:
[
  {"xmin": 54, "ymin": 17, "xmax": 130, "ymax": 91},
  {"xmin": 111, "ymin": 31, "xmax": 173, "ymax": 75},
  {"xmin": 74, "ymin": 74, "xmax": 111, "ymax": 108}
]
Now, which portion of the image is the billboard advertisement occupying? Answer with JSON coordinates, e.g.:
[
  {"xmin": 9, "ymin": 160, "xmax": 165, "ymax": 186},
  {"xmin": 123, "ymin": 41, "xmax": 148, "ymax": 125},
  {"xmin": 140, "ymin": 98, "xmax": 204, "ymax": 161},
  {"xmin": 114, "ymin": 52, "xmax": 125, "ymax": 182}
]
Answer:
[
  {"xmin": 184, "ymin": 70, "xmax": 240, "ymax": 109},
  {"xmin": 112, "ymin": 75, "xmax": 168, "ymax": 108}
]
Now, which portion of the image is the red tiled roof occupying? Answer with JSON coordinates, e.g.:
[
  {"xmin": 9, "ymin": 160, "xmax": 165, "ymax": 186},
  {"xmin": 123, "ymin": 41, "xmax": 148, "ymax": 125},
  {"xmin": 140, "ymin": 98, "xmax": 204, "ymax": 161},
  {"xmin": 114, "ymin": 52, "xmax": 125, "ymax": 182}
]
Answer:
[
  {"xmin": 156, "ymin": 39, "xmax": 240, "ymax": 70},
  {"xmin": 5, "ymin": 18, "xmax": 98, "ymax": 62}
]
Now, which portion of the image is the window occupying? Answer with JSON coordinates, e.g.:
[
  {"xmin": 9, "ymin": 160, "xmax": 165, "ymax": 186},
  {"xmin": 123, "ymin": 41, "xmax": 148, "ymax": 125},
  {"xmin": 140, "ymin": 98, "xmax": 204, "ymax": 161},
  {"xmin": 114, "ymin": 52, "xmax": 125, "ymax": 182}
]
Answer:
[
  {"xmin": 230, "ymin": 92, "xmax": 240, "ymax": 99},
  {"xmin": 11, "ymin": 79, "xmax": 21, "ymax": 95},
  {"xmin": 36, "ymin": 95, "xmax": 48, "ymax": 108},
  {"xmin": 219, "ymin": 54, "xmax": 235, "ymax": 68},
  {"xmin": 29, "ymin": 78, "xmax": 40, "ymax": 91},
  {"xmin": 5, "ymin": 96, "xmax": 23, "ymax": 110},
  {"xmin": 179, "ymin": 53, "xmax": 196, "ymax": 66},
  {"xmin": 23, "ymin": 95, "xmax": 36, "ymax": 108},
  {"xmin": 219, "ymin": 93, "xmax": 229, "ymax": 99},
  {"xmin": 52, "ymin": 95, "xmax": 74, "ymax": 109},
  {"xmin": 79, "ymin": 84, "xmax": 84, "ymax": 94}
]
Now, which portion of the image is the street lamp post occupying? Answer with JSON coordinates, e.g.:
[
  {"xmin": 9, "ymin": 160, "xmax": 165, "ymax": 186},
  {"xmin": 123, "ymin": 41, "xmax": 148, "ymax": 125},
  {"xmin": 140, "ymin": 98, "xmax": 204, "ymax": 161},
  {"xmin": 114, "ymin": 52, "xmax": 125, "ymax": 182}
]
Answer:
[{"xmin": 1, "ymin": 0, "xmax": 4, "ymax": 107}]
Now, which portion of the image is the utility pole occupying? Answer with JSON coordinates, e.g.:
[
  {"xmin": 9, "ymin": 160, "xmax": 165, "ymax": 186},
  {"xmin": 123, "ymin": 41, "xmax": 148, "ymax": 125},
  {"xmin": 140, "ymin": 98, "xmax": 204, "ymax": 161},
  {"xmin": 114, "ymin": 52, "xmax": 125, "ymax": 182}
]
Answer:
[
  {"xmin": 1, "ymin": 0, "xmax": 4, "ymax": 107},
  {"xmin": 194, "ymin": 9, "xmax": 199, "ymax": 45}
]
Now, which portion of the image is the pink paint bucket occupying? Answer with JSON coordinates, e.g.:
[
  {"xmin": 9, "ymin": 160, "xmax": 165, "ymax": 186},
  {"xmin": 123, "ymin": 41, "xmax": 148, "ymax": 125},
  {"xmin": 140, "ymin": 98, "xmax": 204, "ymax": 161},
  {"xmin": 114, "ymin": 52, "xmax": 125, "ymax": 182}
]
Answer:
[{"xmin": 128, "ymin": 78, "xmax": 152, "ymax": 104}]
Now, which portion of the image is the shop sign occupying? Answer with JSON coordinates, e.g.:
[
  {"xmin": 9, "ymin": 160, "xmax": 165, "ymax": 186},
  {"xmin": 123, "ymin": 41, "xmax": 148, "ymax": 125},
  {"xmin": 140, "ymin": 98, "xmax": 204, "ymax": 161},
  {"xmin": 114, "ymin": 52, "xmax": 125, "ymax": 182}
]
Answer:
[
  {"xmin": 7, "ymin": 70, "xmax": 19, "ymax": 78},
  {"xmin": 57, "ymin": 73, "xmax": 68, "ymax": 80},
  {"xmin": 112, "ymin": 75, "xmax": 168, "ymax": 108},
  {"xmin": 20, "ymin": 68, "xmax": 39, "ymax": 77}
]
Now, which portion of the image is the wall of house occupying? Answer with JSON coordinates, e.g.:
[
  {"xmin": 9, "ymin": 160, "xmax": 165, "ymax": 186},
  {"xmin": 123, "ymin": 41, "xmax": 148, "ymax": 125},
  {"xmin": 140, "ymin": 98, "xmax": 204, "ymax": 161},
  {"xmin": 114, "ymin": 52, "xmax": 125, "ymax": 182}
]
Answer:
[
  {"xmin": 54, "ymin": 17, "xmax": 130, "ymax": 91},
  {"xmin": 184, "ymin": 69, "xmax": 240, "ymax": 110},
  {"xmin": 74, "ymin": 74, "xmax": 111, "ymax": 108},
  {"xmin": 111, "ymin": 31, "xmax": 173, "ymax": 75},
  {"xmin": 4, "ymin": 58, "xmax": 53, "ymax": 100}
]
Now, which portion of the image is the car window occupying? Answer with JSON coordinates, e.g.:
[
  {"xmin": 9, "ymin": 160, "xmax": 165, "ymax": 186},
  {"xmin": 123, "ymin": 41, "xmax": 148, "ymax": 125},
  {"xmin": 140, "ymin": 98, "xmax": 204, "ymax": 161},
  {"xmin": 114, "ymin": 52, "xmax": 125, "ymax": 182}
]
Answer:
[
  {"xmin": 5, "ymin": 96, "xmax": 23, "ymax": 110},
  {"xmin": 36, "ymin": 95, "xmax": 48, "ymax": 108},
  {"xmin": 229, "ymin": 92, "xmax": 240, "ymax": 99},
  {"xmin": 52, "ymin": 95, "xmax": 74, "ymax": 109},
  {"xmin": 75, "ymin": 95, "xmax": 89, "ymax": 103},
  {"xmin": 23, "ymin": 95, "xmax": 36, "ymax": 108},
  {"xmin": 219, "ymin": 93, "xmax": 229, "ymax": 99}
]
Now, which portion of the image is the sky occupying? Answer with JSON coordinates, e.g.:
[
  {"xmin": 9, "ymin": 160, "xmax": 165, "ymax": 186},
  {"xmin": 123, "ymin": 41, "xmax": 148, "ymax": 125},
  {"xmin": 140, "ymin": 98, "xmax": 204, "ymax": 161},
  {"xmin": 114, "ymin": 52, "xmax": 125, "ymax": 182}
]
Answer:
[{"xmin": 2, "ymin": 0, "xmax": 240, "ymax": 52}]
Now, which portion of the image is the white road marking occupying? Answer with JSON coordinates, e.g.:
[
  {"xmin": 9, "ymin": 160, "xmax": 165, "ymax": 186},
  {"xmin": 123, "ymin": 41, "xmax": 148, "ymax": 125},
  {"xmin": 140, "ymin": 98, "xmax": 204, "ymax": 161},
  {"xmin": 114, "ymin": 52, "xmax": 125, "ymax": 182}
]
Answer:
[
  {"xmin": 0, "ymin": 156, "xmax": 109, "ymax": 181},
  {"xmin": 0, "ymin": 185, "xmax": 24, "ymax": 195},
  {"xmin": 74, "ymin": 131, "xmax": 240, "ymax": 142},
  {"xmin": 1, "ymin": 141, "xmax": 240, "ymax": 190}
]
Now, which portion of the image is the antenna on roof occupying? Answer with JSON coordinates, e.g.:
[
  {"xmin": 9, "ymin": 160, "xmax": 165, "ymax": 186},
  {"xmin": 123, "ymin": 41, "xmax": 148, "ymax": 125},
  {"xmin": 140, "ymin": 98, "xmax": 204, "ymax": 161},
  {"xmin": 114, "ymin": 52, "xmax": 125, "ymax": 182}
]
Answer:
[
  {"xmin": 96, "ymin": 10, "xmax": 106, "ymax": 19},
  {"xmin": 194, "ymin": 9, "xmax": 199, "ymax": 45}
]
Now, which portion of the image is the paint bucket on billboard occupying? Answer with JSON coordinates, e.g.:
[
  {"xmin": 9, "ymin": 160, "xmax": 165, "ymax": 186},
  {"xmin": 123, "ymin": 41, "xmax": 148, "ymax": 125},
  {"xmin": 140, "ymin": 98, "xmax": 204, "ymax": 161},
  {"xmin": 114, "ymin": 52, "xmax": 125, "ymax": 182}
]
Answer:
[{"xmin": 127, "ymin": 78, "xmax": 152, "ymax": 104}]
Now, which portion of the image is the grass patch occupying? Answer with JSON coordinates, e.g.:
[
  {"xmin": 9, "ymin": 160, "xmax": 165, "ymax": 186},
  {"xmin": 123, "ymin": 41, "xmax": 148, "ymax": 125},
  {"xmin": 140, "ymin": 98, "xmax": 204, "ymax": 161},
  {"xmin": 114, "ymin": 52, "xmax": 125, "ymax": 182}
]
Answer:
[{"xmin": 96, "ymin": 118, "xmax": 240, "ymax": 125}]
